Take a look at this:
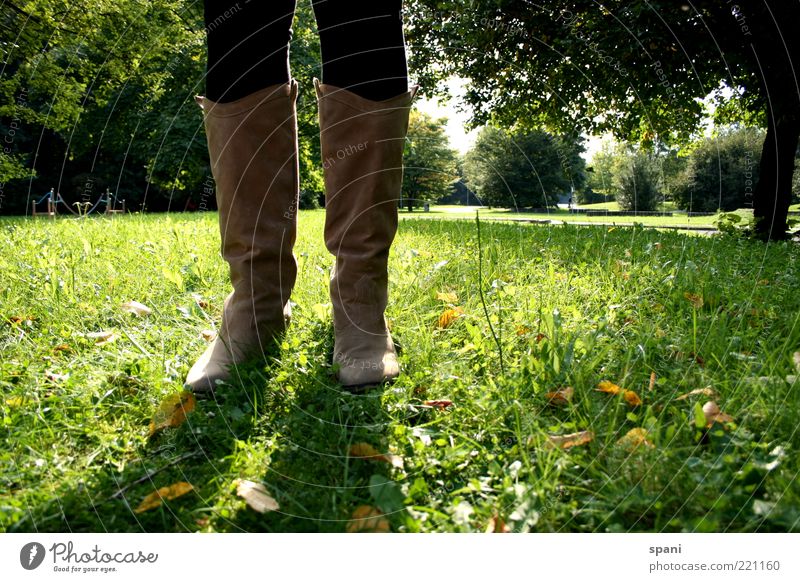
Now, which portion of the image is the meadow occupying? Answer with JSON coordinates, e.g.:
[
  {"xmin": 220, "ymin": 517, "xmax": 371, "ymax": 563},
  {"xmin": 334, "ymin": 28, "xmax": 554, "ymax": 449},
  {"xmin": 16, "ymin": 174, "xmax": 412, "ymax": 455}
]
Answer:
[{"xmin": 1, "ymin": 210, "xmax": 799, "ymax": 532}]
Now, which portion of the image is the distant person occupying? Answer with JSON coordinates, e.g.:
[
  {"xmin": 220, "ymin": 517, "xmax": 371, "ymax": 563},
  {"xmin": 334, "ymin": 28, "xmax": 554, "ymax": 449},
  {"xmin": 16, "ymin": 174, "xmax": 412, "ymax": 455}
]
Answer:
[{"xmin": 185, "ymin": 1, "xmax": 418, "ymax": 394}]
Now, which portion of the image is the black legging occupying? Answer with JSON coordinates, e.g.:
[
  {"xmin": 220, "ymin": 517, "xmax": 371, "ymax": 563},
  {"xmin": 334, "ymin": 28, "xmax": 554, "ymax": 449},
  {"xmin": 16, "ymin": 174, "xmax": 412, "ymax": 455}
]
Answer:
[{"xmin": 203, "ymin": 0, "xmax": 409, "ymax": 103}]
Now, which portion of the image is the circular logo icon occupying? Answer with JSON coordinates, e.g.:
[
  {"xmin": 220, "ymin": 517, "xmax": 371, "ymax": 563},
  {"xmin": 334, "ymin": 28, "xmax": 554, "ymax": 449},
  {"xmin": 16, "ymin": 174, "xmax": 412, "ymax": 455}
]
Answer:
[{"xmin": 20, "ymin": 542, "xmax": 46, "ymax": 570}]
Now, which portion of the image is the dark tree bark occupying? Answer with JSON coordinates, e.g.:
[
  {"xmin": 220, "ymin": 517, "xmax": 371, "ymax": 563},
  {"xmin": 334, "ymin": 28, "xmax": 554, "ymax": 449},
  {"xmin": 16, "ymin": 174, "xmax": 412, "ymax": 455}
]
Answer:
[{"xmin": 753, "ymin": 106, "xmax": 800, "ymax": 240}]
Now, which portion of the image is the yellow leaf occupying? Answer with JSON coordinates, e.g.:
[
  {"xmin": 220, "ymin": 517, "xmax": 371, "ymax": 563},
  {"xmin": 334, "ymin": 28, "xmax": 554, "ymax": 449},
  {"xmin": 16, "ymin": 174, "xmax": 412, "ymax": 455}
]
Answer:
[
  {"xmin": 617, "ymin": 428, "xmax": 654, "ymax": 450},
  {"xmin": 121, "ymin": 300, "xmax": 152, "ymax": 316},
  {"xmin": 545, "ymin": 386, "xmax": 574, "ymax": 406},
  {"xmin": 5, "ymin": 396, "xmax": 24, "ymax": 408},
  {"xmin": 596, "ymin": 380, "xmax": 621, "ymax": 395},
  {"xmin": 349, "ymin": 443, "xmax": 404, "ymax": 469},
  {"xmin": 86, "ymin": 330, "xmax": 119, "ymax": 345},
  {"xmin": 134, "ymin": 482, "xmax": 194, "ymax": 513},
  {"xmin": 346, "ymin": 505, "xmax": 390, "ymax": 533},
  {"xmin": 149, "ymin": 391, "xmax": 196, "ymax": 436},
  {"xmin": 684, "ymin": 292, "xmax": 704, "ymax": 309},
  {"xmin": 485, "ymin": 515, "xmax": 511, "ymax": 533},
  {"xmin": 675, "ymin": 386, "xmax": 719, "ymax": 401},
  {"xmin": 623, "ymin": 390, "xmax": 642, "ymax": 406},
  {"xmin": 234, "ymin": 479, "xmax": 279, "ymax": 514},
  {"xmin": 436, "ymin": 291, "xmax": 458, "ymax": 302},
  {"xmin": 437, "ymin": 307, "xmax": 464, "ymax": 328},
  {"xmin": 546, "ymin": 430, "xmax": 594, "ymax": 450},
  {"xmin": 702, "ymin": 401, "xmax": 734, "ymax": 426}
]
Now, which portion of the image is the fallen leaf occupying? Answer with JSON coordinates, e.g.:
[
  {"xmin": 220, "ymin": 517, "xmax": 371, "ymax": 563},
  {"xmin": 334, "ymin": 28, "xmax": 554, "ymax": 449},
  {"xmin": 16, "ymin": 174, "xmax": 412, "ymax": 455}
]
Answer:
[
  {"xmin": 234, "ymin": 479, "xmax": 279, "ymax": 514},
  {"xmin": 86, "ymin": 330, "xmax": 119, "ymax": 345},
  {"xmin": 200, "ymin": 329, "xmax": 216, "ymax": 342},
  {"xmin": 437, "ymin": 307, "xmax": 464, "ymax": 328},
  {"xmin": 5, "ymin": 396, "xmax": 25, "ymax": 408},
  {"xmin": 675, "ymin": 386, "xmax": 719, "ymax": 401},
  {"xmin": 346, "ymin": 505, "xmax": 390, "ymax": 533},
  {"xmin": 423, "ymin": 400, "xmax": 453, "ymax": 409},
  {"xmin": 702, "ymin": 401, "xmax": 734, "ymax": 426},
  {"xmin": 121, "ymin": 300, "xmax": 152, "ymax": 316},
  {"xmin": 190, "ymin": 293, "xmax": 209, "ymax": 309},
  {"xmin": 794, "ymin": 352, "xmax": 800, "ymax": 373},
  {"xmin": 485, "ymin": 515, "xmax": 511, "ymax": 533},
  {"xmin": 545, "ymin": 386, "xmax": 574, "ymax": 406},
  {"xmin": 134, "ymin": 481, "xmax": 194, "ymax": 513},
  {"xmin": 436, "ymin": 291, "xmax": 458, "ymax": 302},
  {"xmin": 349, "ymin": 443, "xmax": 404, "ymax": 469},
  {"xmin": 648, "ymin": 371, "xmax": 656, "ymax": 392},
  {"xmin": 546, "ymin": 430, "xmax": 594, "ymax": 450},
  {"xmin": 617, "ymin": 428, "xmax": 654, "ymax": 450},
  {"xmin": 623, "ymin": 390, "xmax": 642, "ymax": 406},
  {"xmin": 149, "ymin": 391, "xmax": 196, "ymax": 436},
  {"xmin": 515, "ymin": 325, "xmax": 532, "ymax": 336},
  {"xmin": 596, "ymin": 380, "xmax": 621, "ymax": 395},
  {"xmin": 7, "ymin": 315, "xmax": 35, "ymax": 325},
  {"xmin": 53, "ymin": 343, "xmax": 71, "ymax": 354},
  {"xmin": 535, "ymin": 333, "xmax": 547, "ymax": 343},
  {"xmin": 684, "ymin": 292, "xmax": 704, "ymax": 309}
]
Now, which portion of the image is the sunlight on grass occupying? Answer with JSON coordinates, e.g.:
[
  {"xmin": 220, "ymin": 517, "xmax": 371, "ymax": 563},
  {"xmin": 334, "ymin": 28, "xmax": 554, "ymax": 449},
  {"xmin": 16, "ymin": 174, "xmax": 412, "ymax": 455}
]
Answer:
[{"xmin": 1, "ymin": 211, "xmax": 799, "ymax": 532}]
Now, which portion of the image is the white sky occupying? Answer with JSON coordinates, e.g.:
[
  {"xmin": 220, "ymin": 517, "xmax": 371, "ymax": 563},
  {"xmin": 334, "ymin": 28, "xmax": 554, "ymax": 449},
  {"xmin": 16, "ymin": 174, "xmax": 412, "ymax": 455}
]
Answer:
[{"xmin": 414, "ymin": 76, "xmax": 606, "ymax": 162}]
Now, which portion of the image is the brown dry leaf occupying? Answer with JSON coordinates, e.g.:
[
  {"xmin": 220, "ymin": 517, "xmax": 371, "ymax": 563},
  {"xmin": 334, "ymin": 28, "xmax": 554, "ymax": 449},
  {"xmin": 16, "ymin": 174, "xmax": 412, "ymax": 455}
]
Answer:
[
  {"xmin": 545, "ymin": 386, "xmax": 574, "ymax": 406},
  {"xmin": 684, "ymin": 292, "xmax": 704, "ymax": 309},
  {"xmin": 624, "ymin": 390, "xmax": 642, "ymax": 407},
  {"xmin": 7, "ymin": 315, "xmax": 35, "ymax": 325},
  {"xmin": 200, "ymin": 329, "xmax": 216, "ymax": 342},
  {"xmin": 149, "ymin": 391, "xmax": 196, "ymax": 436},
  {"xmin": 546, "ymin": 430, "xmax": 594, "ymax": 450},
  {"xmin": 86, "ymin": 330, "xmax": 119, "ymax": 345},
  {"xmin": 648, "ymin": 371, "xmax": 656, "ymax": 392},
  {"xmin": 234, "ymin": 479, "xmax": 279, "ymax": 514},
  {"xmin": 485, "ymin": 515, "xmax": 511, "ymax": 533},
  {"xmin": 121, "ymin": 300, "xmax": 152, "ymax": 316},
  {"xmin": 702, "ymin": 401, "xmax": 734, "ymax": 426},
  {"xmin": 617, "ymin": 428, "xmax": 654, "ymax": 450},
  {"xmin": 53, "ymin": 343, "xmax": 71, "ymax": 354},
  {"xmin": 423, "ymin": 400, "xmax": 453, "ymax": 410},
  {"xmin": 596, "ymin": 380, "xmax": 622, "ymax": 395},
  {"xmin": 437, "ymin": 307, "xmax": 464, "ymax": 328},
  {"xmin": 349, "ymin": 443, "xmax": 404, "ymax": 469},
  {"xmin": 436, "ymin": 291, "xmax": 458, "ymax": 303},
  {"xmin": 346, "ymin": 505, "xmax": 390, "ymax": 533},
  {"xmin": 515, "ymin": 325, "xmax": 532, "ymax": 336},
  {"xmin": 535, "ymin": 332, "xmax": 547, "ymax": 343},
  {"xmin": 134, "ymin": 481, "xmax": 194, "ymax": 514},
  {"xmin": 675, "ymin": 386, "xmax": 719, "ymax": 401}
]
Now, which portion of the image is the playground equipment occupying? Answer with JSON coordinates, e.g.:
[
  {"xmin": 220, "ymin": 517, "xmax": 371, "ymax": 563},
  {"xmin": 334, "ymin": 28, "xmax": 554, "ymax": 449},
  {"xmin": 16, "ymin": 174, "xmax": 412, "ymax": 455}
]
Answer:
[{"xmin": 31, "ymin": 188, "xmax": 125, "ymax": 218}]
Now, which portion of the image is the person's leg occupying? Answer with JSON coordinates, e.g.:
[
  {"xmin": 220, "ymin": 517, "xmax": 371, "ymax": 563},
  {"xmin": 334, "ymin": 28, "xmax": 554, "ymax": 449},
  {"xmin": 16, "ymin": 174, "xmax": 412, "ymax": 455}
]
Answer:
[
  {"xmin": 204, "ymin": 0, "xmax": 297, "ymax": 102},
  {"xmin": 186, "ymin": 1, "xmax": 301, "ymax": 394},
  {"xmin": 311, "ymin": 0, "xmax": 409, "ymax": 100},
  {"xmin": 312, "ymin": 1, "xmax": 417, "ymax": 389}
]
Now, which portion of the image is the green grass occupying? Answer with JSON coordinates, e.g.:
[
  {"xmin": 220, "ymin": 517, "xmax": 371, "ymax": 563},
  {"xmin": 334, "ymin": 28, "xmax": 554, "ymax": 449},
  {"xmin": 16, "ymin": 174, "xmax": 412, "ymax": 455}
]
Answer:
[
  {"xmin": 406, "ymin": 205, "xmax": 718, "ymax": 228},
  {"xmin": 2, "ymin": 211, "xmax": 800, "ymax": 532}
]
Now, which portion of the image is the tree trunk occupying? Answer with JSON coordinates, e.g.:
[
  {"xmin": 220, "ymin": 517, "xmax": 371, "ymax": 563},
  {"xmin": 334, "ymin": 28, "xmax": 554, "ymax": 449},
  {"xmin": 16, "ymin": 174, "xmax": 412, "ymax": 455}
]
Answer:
[{"xmin": 753, "ymin": 107, "xmax": 799, "ymax": 241}]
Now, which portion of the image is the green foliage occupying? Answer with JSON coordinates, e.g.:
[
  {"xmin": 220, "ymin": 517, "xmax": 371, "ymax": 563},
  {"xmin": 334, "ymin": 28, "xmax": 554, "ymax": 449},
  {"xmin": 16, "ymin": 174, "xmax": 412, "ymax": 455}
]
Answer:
[
  {"xmin": 615, "ymin": 150, "xmax": 661, "ymax": 211},
  {"xmin": 463, "ymin": 126, "xmax": 585, "ymax": 208},
  {"xmin": 402, "ymin": 110, "xmax": 458, "ymax": 211},
  {"xmin": 673, "ymin": 128, "xmax": 765, "ymax": 212},
  {"xmin": 2, "ymin": 211, "xmax": 800, "ymax": 532}
]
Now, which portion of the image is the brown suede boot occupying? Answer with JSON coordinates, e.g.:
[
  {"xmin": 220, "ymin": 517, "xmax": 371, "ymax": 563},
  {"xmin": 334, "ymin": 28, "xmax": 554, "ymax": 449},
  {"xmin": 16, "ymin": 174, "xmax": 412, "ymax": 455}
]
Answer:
[
  {"xmin": 185, "ymin": 81, "xmax": 300, "ymax": 394},
  {"xmin": 315, "ymin": 79, "xmax": 419, "ymax": 389}
]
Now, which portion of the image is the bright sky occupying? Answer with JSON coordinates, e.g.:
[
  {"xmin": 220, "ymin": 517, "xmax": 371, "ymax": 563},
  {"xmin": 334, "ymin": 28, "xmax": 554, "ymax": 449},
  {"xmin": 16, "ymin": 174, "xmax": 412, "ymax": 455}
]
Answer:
[{"xmin": 414, "ymin": 76, "xmax": 606, "ymax": 162}]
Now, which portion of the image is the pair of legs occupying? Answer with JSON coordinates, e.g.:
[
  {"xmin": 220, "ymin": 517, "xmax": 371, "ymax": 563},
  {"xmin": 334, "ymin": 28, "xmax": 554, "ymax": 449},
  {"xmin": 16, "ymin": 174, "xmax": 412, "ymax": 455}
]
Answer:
[
  {"xmin": 186, "ymin": 1, "xmax": 417, "ymax": 394},
  {"xmin": 203, "ymin": 0, "xmax": 409, "ymax": 102}
]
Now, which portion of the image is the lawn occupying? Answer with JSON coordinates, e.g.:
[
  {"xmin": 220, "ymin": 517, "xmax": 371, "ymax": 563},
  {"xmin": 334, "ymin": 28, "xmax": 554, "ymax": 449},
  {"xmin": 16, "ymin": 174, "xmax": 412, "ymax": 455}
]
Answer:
[
  {"xmin": 2, "ymin": 211, "xmax": 799, "ymax": 532},
  {"xmin": 409, "ymin": 205, "xmax": 719, "ymax": 228}
]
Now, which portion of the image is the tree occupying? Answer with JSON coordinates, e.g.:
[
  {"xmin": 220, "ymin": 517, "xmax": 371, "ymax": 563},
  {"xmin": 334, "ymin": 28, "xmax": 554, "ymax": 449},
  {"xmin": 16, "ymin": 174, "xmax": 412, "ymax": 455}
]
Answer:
[
  {"xmin": 615, "ymin": 150, "xmax": 661, "ymax": 212},
  {"xmin": 407, "ymin": 1, "xmax": 800, "ymax": 239},
  {"xmin": 673, "ymin": 127, "xmax": 765, "ymax": 212},
  {"xmin": 401, "ymin": 110, "xmax": 458, "ymax": 212},
  {"xmin": 586, "ymin": 141, "xmax": 625, "ymax": 201},
  {"xmin": 463, "ymin": 126, "xmax": 585, "ymax": 208}
]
